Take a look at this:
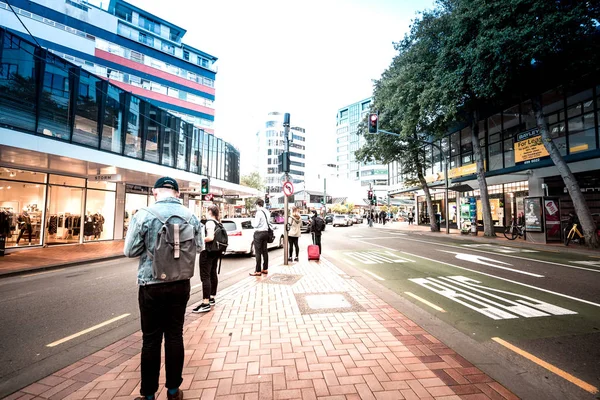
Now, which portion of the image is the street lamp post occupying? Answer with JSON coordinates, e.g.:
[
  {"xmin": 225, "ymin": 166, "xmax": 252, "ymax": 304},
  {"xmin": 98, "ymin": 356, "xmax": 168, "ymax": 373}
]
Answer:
[{"xmin": 377, "ymin": 129, "xmax": 450, "ymax": 234}]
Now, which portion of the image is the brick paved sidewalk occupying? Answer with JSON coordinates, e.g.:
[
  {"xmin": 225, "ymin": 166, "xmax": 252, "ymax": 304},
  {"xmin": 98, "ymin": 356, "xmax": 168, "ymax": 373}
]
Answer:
[
  {"xmin": 4, "ymin": 258, "xmax": 518, "ymax": 400},
  {"xmin": 0, "ymin": 240, "xmax": 125, "ymax": 277}
]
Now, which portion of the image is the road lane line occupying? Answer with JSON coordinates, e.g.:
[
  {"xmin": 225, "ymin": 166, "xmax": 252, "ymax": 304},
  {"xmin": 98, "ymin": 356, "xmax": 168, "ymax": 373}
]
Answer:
[
  {"xmin": 351, "ymin": 239, "xmax": 600, "ymax": 308},
  {"xmin": 46, "ymin": 313, "xmax": 130, "ymax": 347},
  {"xmin": 191, "ymin": 283, "xmax": 202, "ymax": 289},
  {"xmin": 21, "ymin": 269, "xmax": 65, "ymax": 278},
  {"xmin": 359, "ymin": 236, "xmax": 600, "ymax": 274},
  {"xmin": 364, "ymin": 270, "xmax": 385, "ymax": 281},
  {"xmin": 439, "ymin": 250, "xmax": 544, "ymax": 277},
  {"xmin": 492, "ymin": 337, "xmax": 598, "ymax": 394},
  {"xmin": 405, "ymin": 292, "xmax": 446, "ymax": 312}
]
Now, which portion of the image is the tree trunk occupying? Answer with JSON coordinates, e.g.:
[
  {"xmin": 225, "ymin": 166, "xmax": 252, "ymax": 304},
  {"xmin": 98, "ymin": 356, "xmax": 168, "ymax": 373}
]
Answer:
[
  {"xmin": 417, "ymin": 172, "xmax": 438, "ymax": 231},
  {"xmin": 532, "ymin": 96, "xmax": 599, "ymax": 248},
  {"xmin": 471, "ymin": 109, "xmax": 495, "ymax": 236},
  {"xmin": 413, "ymin": 144, "xmax": 438, "ymax": 231}
]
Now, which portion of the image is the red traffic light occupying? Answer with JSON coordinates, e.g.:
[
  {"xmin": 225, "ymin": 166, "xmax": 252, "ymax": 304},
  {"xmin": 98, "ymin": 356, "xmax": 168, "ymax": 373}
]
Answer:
[{"xmin": 368, "ymin": 113, "xmax": 378, "ymax": 133}]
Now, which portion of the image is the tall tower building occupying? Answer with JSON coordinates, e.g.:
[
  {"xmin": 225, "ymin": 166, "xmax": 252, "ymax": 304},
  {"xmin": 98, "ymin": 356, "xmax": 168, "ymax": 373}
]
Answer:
[
  {"xmin": 256, "ymin": 112, "xmax": 306, "ymax": 206},
  {"xmin": 336, "ymin": 98, "xmax": 389, "ymax": 196}
]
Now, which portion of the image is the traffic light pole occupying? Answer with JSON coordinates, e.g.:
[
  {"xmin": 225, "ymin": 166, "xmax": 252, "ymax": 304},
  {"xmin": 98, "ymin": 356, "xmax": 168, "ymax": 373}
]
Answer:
[
  {"xmin": 283, "ymin": 113, "xmax": 290, "ymax": 266},
  {"xmin": 377, "ymin": 129, "xmax": 450, "ymax": 235}
]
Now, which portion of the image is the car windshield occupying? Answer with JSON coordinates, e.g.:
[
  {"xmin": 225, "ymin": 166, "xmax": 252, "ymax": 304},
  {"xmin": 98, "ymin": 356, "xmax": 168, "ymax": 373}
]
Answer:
[
  {"xmin": 301, "ymin": 215, "xmax": 309, "ymax": 221},
  {"xmin": 334, "ymin": 216, "xmax": 344, "ymax": 219},
  {"xmin": 221, "ymin": 221, "xmax": 238, "ymax": 232}
]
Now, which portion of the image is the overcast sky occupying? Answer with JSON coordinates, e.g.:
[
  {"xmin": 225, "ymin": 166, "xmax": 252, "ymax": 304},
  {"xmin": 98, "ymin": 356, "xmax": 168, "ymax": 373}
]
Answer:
[{"xmin": 104, "ymin": 0, "xmax": 436, "ymax": 179}]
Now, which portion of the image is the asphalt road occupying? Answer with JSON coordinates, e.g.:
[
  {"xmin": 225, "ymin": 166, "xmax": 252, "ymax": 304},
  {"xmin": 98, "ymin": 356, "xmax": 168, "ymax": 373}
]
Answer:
[
  {"xmin": 322, "ymin": 222, "xmax": 600, "ymax": 400},
  {"xmin": 1, "ymin": 222, "xmax": 599, "ymax": 399},
  {"xmin": 0, "ymin": 248, "xmax": 284, "ymax": 398}
]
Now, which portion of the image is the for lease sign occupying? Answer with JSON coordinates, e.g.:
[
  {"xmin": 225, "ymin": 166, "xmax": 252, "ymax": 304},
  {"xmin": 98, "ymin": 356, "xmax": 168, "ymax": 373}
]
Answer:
[{"xmin": 514, "ymin": 128, "xmax": 549, "ymax": 164}]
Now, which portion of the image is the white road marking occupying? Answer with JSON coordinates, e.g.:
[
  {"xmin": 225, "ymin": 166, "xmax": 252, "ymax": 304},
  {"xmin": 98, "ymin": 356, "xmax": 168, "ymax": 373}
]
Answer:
[
  {"xmin": 571, "ymin": 261, "xmax": 600, "ymax": 268},
  {"xmin": 351, "ymin": 239, "xmax": 600, "ymax": 309},
  {"xmin": 462, "ymin": 243, "xmax": 538, "ymax": 253},
  {"xmin": 346, "ymin": 251, "xmax": 414, "ymax": 264},
  {"xmin": 439, "ymin": 251, "xmax": 544, "ymax": 277},
  {"xmin": 410, "ymin": 276, "xmax": 575, "ymax": 320},
  {"xmin": 191, "ymin": 283, "xmax": 202, "ymax": 289},
  {"xmin": 349, "ymin": 235, "xmax": 364, "ymax": 238},
  {"xmin": 47, "ymin": 314, "xmax": 130, "ymax": 347},
  {"xmin": 364, "ymin": 270, "xmax": 385, "ymax": 280},
  {"xmin": 358, "ymin": 236, "xmax": 600, "ymax": 274}
]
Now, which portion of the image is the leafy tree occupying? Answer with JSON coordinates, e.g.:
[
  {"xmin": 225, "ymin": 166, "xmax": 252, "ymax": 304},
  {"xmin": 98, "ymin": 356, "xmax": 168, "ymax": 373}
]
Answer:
[
  {"xmin": 356, "ymin": 8, "xmax": 447, "ymax": 232},
  {"xmin": 240, "ymin": 171, "xmax": 263, "ymax": 213},
  {"xmin": 440, "ymin": 0, "xmax": 600, "ymax": 247}
]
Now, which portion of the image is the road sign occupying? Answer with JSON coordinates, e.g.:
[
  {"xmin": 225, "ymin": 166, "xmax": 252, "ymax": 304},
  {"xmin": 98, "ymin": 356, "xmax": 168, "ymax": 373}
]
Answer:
[
  {"xmin": 203, "ymin": 193, "xmax": 214, "ymax": 201},
  {"xmin": 282, "ymin": 181, "xmax": 294, "ymax": 197},
  {"xmin": 223, "ymin": 194, "xmax": 239, "ymax": 199}
]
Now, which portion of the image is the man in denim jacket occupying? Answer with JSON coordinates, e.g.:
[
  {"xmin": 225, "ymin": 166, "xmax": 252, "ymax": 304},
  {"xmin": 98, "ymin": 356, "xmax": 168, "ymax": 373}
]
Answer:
[{"xmin": 124, "ymin": 177, "xmax": 204, "ymax": 400}]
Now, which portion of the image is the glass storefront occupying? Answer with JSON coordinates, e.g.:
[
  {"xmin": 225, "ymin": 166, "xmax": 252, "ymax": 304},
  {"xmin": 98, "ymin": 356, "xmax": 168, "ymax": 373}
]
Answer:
[
  {"xmin": 0, "ymin": 174, "xmax": 46, "ymax": 247},
  {"xmin": 46, "ymin": 176, "xmax": 85, "ymax": 245},
  {"xmin": 123, "ymin": 185, "xmax": 154, "ymax": 237},
  {"xmin": 85, "ymin": 183, "xmax": 116, "ymax": 241}
]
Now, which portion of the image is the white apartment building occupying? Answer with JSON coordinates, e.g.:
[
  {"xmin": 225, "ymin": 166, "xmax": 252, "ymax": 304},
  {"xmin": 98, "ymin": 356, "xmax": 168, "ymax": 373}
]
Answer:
[{"xmin": 256, "ymin": 112, "xmax": 307, "ymax": 206}]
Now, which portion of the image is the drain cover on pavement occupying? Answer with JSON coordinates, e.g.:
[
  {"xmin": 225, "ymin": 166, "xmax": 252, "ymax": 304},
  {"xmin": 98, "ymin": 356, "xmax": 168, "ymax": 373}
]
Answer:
[
  {"xmin": 294, "ymin": 292, "xmax": 365, "ymax": 315},
  {"xmin": 264, "ymin": 273, "xmax": 303, "ymax": 285}
]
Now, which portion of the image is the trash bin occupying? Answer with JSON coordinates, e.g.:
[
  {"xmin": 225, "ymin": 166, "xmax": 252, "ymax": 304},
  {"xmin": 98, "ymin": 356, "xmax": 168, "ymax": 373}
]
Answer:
[{"xmin": 435, "ymin": 213, "xmax": 441, "ymax": 231}]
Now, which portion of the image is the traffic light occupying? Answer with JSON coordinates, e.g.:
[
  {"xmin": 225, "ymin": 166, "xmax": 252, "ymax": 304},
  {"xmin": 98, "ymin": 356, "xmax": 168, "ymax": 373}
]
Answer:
[
  {"xmin": 265, "ymin": 193, "xmax": 270, "ymax": 205},
  {"xmin": 200, "ymin": 178, "xmax": 209, "ymax": 195},
  {"xmin": 368, "ymin": 113, "xmax": 378, "ymax": 133},
  {"xmin": 368, "ymin": 190, "xmax": 373, "ymax": 200}
]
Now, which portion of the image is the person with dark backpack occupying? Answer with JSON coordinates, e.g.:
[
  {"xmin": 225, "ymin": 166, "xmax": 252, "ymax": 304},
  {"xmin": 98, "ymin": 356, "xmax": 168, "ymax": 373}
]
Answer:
[
  {"xmin": 193, "ymin": 205, "xmax": 227, "ymax": 313},
  {"xmin": 124, "ymin": 177, "xmax": 204, "ymax": 400},
  {"xmin": 310, "ymin": 211, "xmax": 325, "ymax": 254}
]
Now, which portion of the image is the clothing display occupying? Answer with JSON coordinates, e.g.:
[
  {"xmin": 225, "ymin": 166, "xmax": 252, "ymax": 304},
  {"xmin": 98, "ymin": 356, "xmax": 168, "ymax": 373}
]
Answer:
[
  {"xmin": 0, "ymin": 209, "xmax": 12, "ymax": 237},
  {"xmin": 16, "ymin": 213, "xmax": 32, "ymax": 244},
  {"xmin": 84, "ymin": 213, "xmax": 105, "ymax": 240},
  {"xmin": 47, "ymin": 213, "xmax": 81, "ymax": 240}
]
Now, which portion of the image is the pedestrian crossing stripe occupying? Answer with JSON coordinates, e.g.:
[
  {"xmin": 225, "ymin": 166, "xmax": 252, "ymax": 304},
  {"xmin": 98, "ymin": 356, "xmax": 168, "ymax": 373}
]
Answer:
[{"xmin": 346, "ymin": 250, "xmax": 415, "ymax": 264}]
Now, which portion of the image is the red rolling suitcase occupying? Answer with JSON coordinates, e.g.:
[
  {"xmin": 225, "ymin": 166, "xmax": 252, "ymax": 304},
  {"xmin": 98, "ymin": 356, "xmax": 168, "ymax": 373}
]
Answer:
[{"xmin": 307, "ymin": 244, "xmax": 320, "ymax": 261}]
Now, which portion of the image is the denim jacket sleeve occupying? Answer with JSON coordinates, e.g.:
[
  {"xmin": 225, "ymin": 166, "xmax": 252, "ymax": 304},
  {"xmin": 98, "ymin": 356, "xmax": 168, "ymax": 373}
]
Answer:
[{"xmin": 123, "ymin": 212, "xmax": 146, "ymax": 257}]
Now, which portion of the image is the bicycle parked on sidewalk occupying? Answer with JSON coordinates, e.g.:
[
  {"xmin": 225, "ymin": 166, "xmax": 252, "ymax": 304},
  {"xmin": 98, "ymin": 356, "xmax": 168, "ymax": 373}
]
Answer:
[
  {"xmin": 503, "ymin": 219, "xmax": 525, "ymax": 240},
  {"xmin": 563, "ymin": 212, "xmax": 600, "ymax": 246}
]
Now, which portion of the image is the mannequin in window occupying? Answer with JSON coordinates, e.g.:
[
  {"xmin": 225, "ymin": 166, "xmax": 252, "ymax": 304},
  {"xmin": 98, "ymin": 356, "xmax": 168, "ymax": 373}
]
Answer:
[
  {"xmin": 84, "ymin": 211, "xmax": 95, "ymax": 240},
  {"xmin": 93, "ymin": 212, "xmax": 104, "ymax": 240},
  {"xmin": 16, "ymin": 211, "xmax": 33, "ymax": 245}
]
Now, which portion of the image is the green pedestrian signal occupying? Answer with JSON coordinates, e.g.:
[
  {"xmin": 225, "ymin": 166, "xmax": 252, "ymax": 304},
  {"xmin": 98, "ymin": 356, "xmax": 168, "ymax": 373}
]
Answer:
[{"xmin": 201, "ymin": 178, "xmax": 209, "ymax": 195}]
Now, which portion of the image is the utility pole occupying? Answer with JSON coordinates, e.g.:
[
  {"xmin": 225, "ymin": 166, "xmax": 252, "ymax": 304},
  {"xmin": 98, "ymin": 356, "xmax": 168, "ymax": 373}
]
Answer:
[
  {"xmin": 282, "ymin": 113, "xmax": 291, "ymax": 265},
  {"xmin": 323, "ymin": 178, "xmax": 327, "ymax": 216}
]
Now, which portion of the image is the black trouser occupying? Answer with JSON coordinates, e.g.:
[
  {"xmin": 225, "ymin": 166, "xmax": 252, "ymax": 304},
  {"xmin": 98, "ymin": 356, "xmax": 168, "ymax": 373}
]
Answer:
[
  {"xmin": 253, "ymin": 230, "xmax": 269, "ymax": 272},
  {"xmin": 16, "ymin": 225, "xmax": 32, "ymax": 244},
  {"xmin": 199, "ymin": 250, "xmax": 218, "ymax": 300},
  {"xmin": 138, "ymin": 279, "xmax": 190, "ymax": 396},
  {"xmin": 312, "ymin": 232, "xmax": 322, "ymax": 254},
  {"xmin": 288, "ymin": 236, "xmax": 299, "ymax": 258}
]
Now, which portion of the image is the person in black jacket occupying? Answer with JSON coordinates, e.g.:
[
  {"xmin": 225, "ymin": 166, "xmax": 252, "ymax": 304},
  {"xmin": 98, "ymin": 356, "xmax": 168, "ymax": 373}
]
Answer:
[{"xmin": 310, "ymin": 211, "xmax": 325, "ymax": 254}]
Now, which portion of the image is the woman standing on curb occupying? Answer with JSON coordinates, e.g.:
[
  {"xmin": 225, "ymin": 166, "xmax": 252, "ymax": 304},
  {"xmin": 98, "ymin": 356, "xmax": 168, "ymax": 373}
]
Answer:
[
  {"xmin": 193, "ymin": 205, "xmax": 220, "ymax": 313},
  {"xmin": 288, "ymin": 207, "xmax": 302, "ymax": 262}
]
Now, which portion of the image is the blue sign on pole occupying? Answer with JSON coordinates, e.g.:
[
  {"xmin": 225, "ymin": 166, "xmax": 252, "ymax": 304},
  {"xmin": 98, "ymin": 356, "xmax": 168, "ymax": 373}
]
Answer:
[{"xmin": 468, "ymin": 197, "xmax": 477, "ymax": 224}]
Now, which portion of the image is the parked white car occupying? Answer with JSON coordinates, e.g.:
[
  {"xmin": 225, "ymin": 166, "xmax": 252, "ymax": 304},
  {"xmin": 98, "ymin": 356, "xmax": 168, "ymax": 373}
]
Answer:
[
  {"xmin": 332, "ymin": 214, "xmax": 352, "ymax": 227},
  {"xmin": 220, "ymin": 218, "xmax": 284, "ymax": 256}
]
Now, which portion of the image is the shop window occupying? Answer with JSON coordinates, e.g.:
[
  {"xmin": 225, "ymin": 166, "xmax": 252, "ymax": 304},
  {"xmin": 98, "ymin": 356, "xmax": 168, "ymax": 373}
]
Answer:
[
  {"xmin": 568, "ymin": 112, "xmax": 597, "ymax": 154},
  {"xmin": 101, "ymin": 86, "xmax": 124, "ymax": 154},
  {"xmin": 177, "ymin": 122, "xmax": 191, "ymax": 171},
  {"xmin": 48, "ymin": 174, "xmax": 85, "ymax": 187},
  {"xmin": 0, "ymin": 169, "xmax": 46, "ymax": 183},
  {"xmin": 87, "ymin": 181, "xmax": 116, "ymax": 190},
  {"xmin": 38, "ymin": 54, "xmax": 71, "ymax": 140},
  {"xmin": 487, "ymin": 114, "xmax": 502, "ymax": 143},
  {"xmin": 85, "ymin": 189, "xmax": 115, "ymax": 241},
  {"xmin": 73, "ymin": 71, "xmax": 101, "ymax": 148},
  {"xmin": 503, "ymin": 105, "xmax": 520, "ymax": 139},
  {"xmin": 0, "ymin": 179, "xmax": 46, "ymax": 247},
  {"xmin": 542, "ymin": 88, "xmax": 565, "ymax": 115},
  {"xmin": 46, "ymin": 185, "xmax": 84, "ymax": 245},
  {"xmin": 125, "ymin": 97, "xmax": 143, "ymax": 159},
  {"xmin": 521, "ymin": 100, "xmax": 537, "ymax": 130},
  {"xmin": 549, "ymin": 121, "xmax": 567, "ymax": 156}
]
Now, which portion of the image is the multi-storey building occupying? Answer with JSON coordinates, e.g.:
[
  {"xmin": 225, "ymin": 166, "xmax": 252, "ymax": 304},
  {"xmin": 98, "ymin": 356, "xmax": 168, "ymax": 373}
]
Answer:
[
  {"xmin": 1, "ymin": 0, "xmax": 216, "ymax": 133},
  {"xmin": 256, "ymin": 112, "xmax": 306, "ymax": 206},
  {"xmin": 0, "ymin": 21, "xmax": 251, "ymax": 251},
  {"xmin": 335, "ymin": 98, "xmax": 389, "ymax": 200}
]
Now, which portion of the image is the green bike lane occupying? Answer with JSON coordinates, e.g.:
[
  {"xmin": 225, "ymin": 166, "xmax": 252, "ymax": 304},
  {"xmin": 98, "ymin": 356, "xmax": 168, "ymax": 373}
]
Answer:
[{"xmin": 326, "ymin": 228, "xmax": 600, "ymax": 398}]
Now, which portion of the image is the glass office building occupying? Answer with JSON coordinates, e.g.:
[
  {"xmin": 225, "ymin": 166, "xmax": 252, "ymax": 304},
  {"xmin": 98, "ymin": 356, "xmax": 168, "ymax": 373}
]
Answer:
[{"xmin": 0, "ymin": 28, "xmax": 242, "ymax": 250}]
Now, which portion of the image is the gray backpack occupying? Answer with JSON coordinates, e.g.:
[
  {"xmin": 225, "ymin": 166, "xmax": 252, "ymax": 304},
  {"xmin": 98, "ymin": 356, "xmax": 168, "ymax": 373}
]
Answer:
[{"xmin": 143, "ymin": 208, "xmax": 197, "ymax": 282}]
